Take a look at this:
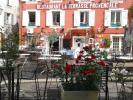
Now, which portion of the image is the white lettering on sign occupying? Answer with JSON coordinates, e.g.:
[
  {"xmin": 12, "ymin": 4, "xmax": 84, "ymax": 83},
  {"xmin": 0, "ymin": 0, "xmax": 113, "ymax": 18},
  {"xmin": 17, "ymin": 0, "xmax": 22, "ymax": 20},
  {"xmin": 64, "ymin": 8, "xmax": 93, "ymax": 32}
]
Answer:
[{"xmin": 37, "ymin": 2, "xmax": 118, "ymax": 9}]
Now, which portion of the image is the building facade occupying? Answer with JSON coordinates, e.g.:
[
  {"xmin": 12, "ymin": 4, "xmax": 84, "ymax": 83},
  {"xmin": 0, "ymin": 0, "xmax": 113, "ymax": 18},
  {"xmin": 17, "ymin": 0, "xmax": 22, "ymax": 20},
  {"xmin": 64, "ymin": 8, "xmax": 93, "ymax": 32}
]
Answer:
[
  {"xmin": 19, "ymin": 0, "xmax": 133, "ymax": 54},
  {"xmin": 0, "ymin": 0, "xmax": 19, "ymax": 48},
  {"xmin": 0, "ymin": 0, "xmax": 19, "ymax": 33}
]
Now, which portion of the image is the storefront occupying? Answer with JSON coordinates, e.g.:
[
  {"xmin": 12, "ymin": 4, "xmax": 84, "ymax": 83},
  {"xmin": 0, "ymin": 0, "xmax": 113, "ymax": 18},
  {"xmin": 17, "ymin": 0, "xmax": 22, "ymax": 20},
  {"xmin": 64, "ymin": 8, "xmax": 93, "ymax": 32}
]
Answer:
[{"xmin": 19, "ymin": 0, "xmax": 133, "ymax": 54}]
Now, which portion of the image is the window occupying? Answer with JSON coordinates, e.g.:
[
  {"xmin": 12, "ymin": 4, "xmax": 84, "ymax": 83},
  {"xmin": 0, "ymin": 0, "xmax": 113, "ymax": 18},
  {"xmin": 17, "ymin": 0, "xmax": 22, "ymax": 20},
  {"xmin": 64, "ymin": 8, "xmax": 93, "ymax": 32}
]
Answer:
[
  {"xmin": 46, "ymin": 10, "xmax": 65, "ymax": 27},
  {"xmin": 111, "ymin": 11, "xmax": 121, "ymax": 27},
  {"xmin": 53, "ymin": 11, "xmax": 60, "ymax": 26},
  {"xmin": 80, "ymin": 12, "xmax": 89, "ymax": 27},
  {"xmin": 4, "ymin": 13, "xmax": 13, "ymax": 25},
  {"xmin": 112, "ymin": 37, "xmax": 120, "ymax": 53},
  {"xmin": 22, "ymin": 10, "xmax": 40, "ymax": 27},
  {"xmin": 104, "ymin": 10, "xmax": 128, "ymax": 27},
  {"xmin": 74, "ymin": 10, "xmax": 95, "ymax": 27},
  {"xmin": 28, "ymin": 12, "xmax": 35, "ymax": 26}
]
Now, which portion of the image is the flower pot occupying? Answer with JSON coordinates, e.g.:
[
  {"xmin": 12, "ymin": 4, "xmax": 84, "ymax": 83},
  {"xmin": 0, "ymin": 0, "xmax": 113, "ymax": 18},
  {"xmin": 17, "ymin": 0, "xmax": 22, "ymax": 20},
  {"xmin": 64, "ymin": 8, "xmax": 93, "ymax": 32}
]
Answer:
[{"xmin": 61, "ymin": 86, "xmax": 99, "ymax": 100}]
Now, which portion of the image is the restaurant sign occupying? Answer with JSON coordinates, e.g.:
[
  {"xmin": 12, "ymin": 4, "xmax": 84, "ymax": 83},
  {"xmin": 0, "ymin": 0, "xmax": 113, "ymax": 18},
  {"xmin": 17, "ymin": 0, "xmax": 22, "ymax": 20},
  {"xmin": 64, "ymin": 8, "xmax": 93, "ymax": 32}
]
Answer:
[{"xmin": 37, "ymin": 2, "xmax": 118, "ymax": 9}]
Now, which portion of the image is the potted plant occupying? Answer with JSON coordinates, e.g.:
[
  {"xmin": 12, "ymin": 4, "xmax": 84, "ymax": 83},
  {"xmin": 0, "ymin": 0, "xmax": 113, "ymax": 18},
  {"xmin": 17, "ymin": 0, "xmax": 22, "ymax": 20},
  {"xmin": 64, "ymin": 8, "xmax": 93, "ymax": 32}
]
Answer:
[{"xmin": 53, "ymin": 45, "xmax": 107, "ymax": 100}]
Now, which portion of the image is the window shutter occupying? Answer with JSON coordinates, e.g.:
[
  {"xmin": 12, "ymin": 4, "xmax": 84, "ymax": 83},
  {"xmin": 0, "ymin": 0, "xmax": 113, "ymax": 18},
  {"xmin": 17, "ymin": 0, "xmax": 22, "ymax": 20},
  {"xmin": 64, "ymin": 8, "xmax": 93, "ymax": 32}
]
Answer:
[
  {"xmin": 74, "ymin": 11, "xmax": 80, "ymax": 27},
  {"xmin": 46, "ymin": 11, "xmax": 53, "ymax": 26},
  {"xmin": 104, "ymin": 10, "xmax": 111, "ymax": 27},
  {"xmin": 4, "ymin": 13, "xmax": 7, "ymax": 24},
  {"xmin": 11, "ymin": 14, "xmax": 14, "ymax": 25},
  {"xmin": 60, "ymin": 11, "xmax": 65, "ymax": 27},
  {"xmin": 22, "ymin": 11, "xmax": 29, "ymax": 26},
  {"xmin": 36, "ymin": 10, "xmax": 40, "ymax": 26},
  {"xmin": 89, "ymin": 10, "xmax": 95, "ymax": 26},
  {"xmin": 121, "ymin": 10, "xmax": 128, "ymax": 26}
]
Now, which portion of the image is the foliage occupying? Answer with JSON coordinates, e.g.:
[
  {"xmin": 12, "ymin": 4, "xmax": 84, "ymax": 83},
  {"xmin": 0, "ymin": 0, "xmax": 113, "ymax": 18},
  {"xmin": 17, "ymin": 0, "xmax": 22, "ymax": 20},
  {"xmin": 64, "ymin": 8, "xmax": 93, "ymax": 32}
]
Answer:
[
  {"xmin": 110, "ymin": 68, "xmax": 128, "ymax": 84},
  {"xmin": 53, "ymin": 45, "xmax": 107, "ymax": 91},
  {"xmin": 48, "ymin": 33, "xmax": 59, "ymax": 47},
  {"xmin": 101, "ymin": 38, "xmax": 111, "ymax": 48},
  {"xmin": 1, "ymin": 24, "xmax": 19, "ymax": 67}
]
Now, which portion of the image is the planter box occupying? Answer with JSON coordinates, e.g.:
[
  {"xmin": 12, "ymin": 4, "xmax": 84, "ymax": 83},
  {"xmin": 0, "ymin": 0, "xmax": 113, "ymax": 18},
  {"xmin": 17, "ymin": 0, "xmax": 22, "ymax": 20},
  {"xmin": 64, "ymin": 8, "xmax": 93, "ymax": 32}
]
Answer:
[{"xmin": 61, "ymin": 86, "xmax": 99, "ymax": 100}]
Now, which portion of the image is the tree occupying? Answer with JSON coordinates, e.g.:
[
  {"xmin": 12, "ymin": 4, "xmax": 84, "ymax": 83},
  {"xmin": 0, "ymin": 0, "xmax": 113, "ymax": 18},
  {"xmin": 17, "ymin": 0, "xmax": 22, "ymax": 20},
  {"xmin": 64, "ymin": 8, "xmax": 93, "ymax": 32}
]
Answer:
[{"xmin": 0, "ymin": 23, "xmax": 19, "ymax": 100}]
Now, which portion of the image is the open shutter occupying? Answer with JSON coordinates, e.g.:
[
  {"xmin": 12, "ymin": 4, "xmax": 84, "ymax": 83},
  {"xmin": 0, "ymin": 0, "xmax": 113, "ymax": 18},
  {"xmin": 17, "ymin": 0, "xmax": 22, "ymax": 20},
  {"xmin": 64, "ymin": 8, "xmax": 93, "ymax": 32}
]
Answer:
[
  {"xmin": 104, "ymin": 10, "xmax": 111, "ymax": 27},
  {"xmin": 46, "ymin": 11, "xmax": 53, "ymax": 26},
  {"xmin": 60, "ymin": 11, "xmax": 65, "ymax": 27},
  {"xmin": 74, "ymin": 11, "xmax": 80, "ymax": 27},
  {"xmin": 121, "ymin": 10, "xmax": 128, "ymax": 26},
  {"xmin": 36, "ymin": 10, "xmax": 40, "ymax": 26},
  {"xmin": 22, "ymin": 11, "xmax": 29, "ymax": 26},
  {"xmin": 89, "ymin": 10, "xmax": 95, "ymax": 26}
]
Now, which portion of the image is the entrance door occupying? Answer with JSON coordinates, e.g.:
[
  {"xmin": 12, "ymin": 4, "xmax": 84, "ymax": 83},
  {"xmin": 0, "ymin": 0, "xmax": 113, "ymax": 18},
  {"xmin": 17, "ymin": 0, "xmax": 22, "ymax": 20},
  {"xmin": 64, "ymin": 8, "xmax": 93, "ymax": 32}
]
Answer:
[{"xmin": 72, "ymin": 36, "xmax": 85, "ymax": 50}]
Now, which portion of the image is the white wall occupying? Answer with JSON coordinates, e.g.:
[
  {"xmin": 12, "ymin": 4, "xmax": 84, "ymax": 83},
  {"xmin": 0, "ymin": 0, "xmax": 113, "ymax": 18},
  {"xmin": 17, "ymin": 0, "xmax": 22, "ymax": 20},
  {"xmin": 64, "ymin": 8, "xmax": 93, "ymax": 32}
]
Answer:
[{"xmin": 0, "ymin": 0, "xmax": 19, "ymax": 31}]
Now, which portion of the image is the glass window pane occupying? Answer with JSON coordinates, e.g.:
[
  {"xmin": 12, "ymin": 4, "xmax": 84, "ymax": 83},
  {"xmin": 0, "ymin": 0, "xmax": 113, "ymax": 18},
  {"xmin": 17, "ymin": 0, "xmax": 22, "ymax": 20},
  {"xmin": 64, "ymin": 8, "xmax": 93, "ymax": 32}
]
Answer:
[
  {"xmin": 111, "ymin": 12, "xmax": 115, "ymax": 24},
  {"xmin": 29, "ymin": 12, "xmax": 35, "ymax": 26},
  {"xmin": 116, "ymin": 11, "xmax": 121, "ymax": 24},
  {"xmin": 80, "ymin": 11, "xmax": 89, "ymax": 27},
  {"xmin": 53, "ymin": 11, "xmax": 60, "ymax": 25}
]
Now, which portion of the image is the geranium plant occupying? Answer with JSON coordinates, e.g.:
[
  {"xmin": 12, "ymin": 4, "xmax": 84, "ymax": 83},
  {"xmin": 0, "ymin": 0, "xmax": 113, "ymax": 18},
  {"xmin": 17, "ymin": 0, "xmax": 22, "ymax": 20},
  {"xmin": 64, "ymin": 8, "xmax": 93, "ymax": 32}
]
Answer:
[{"xmin": 53, "ymin": 45, "xmax": 107, "ymax": 91}]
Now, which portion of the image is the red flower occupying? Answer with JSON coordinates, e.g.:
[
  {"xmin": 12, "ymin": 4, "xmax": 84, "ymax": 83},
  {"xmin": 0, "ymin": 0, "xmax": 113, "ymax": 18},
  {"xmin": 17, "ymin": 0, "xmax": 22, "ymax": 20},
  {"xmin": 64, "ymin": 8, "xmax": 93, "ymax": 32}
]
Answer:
[
  {"xmin": 65, "ymin": 63, "xmax": 72, "ymax": 74},
  {"xmin": 97, "ymin": 60, "xmax": 106, "ymax": 67},
  {"xmin": 77, "ymin": 55, "xmax": 82, "ymax": 60},
  {"xmin": 83, "ymin": 69, "xmax": 96, "ymax": 76},
  {"xmin": 91, "ymin": 54, "xmax": 96, "ymax": 59},
  {"xmin": 79, "ymin": 50, "xmax": 84, "ymax": 55},
  {"xmin": 85, "ymin": 57, "xmax": 92, "ymax": 63},
  {"xmin": 88, "ymin": 45, "xmax": 92, "ymax": 50}
]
